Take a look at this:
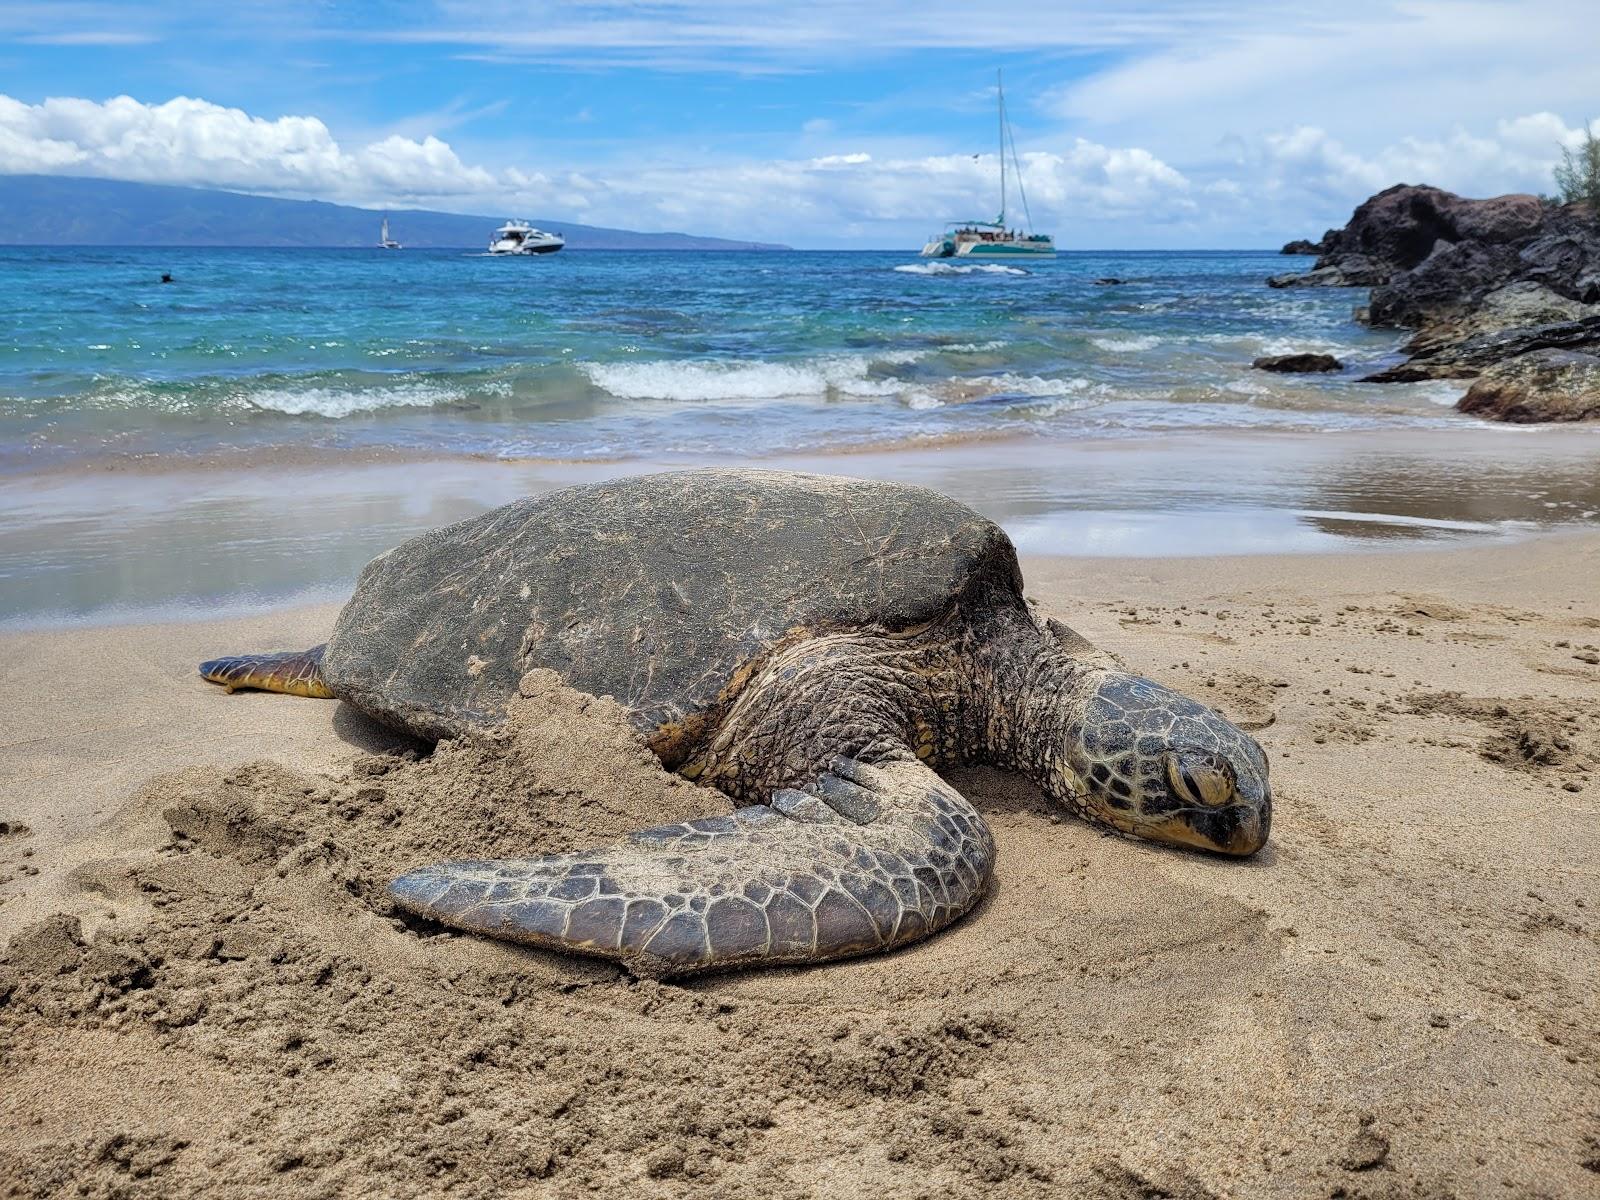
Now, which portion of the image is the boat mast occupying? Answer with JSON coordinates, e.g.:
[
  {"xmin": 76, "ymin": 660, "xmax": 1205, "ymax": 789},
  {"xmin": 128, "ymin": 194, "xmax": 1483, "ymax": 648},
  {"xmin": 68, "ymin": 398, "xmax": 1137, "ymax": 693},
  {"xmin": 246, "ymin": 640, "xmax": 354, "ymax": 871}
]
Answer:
[{"xmin": 997, "ymin": 68, "xmax": 1006, "ymax": 229}]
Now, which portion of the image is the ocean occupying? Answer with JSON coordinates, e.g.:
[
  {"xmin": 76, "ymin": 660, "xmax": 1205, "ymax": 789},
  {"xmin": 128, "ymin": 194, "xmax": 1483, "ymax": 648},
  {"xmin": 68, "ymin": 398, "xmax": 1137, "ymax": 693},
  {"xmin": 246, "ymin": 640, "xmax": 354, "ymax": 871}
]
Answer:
[
  {"xmin": 2, "ymin": 245, "xmax": 1466, "ymax": 467},
  {"xmin": 4, "ymin": 246, "xmax": 1599, "ymax": 625}
]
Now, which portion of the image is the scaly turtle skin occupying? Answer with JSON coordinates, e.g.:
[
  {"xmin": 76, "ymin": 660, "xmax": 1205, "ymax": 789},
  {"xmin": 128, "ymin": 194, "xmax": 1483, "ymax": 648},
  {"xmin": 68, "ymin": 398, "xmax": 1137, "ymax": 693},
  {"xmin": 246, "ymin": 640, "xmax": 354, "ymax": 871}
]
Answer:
[{"xmin": 200, "ymin": 469, "xmax": 1271, "ymax": 975}]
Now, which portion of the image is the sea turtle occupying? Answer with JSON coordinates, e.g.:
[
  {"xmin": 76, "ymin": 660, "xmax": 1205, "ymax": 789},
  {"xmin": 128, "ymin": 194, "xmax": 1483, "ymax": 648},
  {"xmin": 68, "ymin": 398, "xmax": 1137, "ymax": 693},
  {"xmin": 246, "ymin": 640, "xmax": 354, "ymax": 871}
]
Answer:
[{"xmin": 201, "ymin": 469, "xmax": 1270, "ymax": 974}]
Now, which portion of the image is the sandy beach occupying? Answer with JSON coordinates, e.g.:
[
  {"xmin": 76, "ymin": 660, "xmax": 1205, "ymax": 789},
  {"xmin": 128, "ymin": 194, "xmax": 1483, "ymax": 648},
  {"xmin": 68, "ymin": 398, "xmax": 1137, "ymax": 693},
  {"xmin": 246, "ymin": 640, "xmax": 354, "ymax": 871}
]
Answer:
[{"xmin": 3, "ymin": 529, "xmax": 1596, "ymax": 1198}]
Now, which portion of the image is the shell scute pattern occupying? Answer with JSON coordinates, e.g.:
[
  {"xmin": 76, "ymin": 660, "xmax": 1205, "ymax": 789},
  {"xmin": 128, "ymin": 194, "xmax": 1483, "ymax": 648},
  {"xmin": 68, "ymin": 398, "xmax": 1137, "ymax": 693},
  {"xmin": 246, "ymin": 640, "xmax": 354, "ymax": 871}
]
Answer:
[{"xmin": 322, "ymin": 469, "xmax": 1020, "ymax": 745}]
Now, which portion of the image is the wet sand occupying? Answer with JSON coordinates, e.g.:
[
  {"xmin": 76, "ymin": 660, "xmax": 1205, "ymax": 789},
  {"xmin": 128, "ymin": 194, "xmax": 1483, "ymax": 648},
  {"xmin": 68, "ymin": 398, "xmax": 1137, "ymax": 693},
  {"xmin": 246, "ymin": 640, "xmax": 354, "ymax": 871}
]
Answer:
[
  {"xmin": 2, "ymin": 533, "xmax": 1597, "ymax": 1197},
  {"xmin": 5, "ymin": 424, "xmax": 1600, "ymax": 628}
]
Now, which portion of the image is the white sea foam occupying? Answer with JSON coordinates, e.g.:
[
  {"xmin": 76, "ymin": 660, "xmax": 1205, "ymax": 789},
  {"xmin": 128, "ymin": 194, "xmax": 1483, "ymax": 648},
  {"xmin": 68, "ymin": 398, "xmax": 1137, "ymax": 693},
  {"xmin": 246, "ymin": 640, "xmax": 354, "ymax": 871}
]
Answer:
[
  {"xmin": 1091, "ymin": 335, "xmax": 1162, "ymax": 353},
  {"xmin": 974, "ymin": 373, "xmax": 1090, "ymax": 398},
  {"xmin": 241, "ymin": 382, "xmax": 464, "ymax": 418},
  {"xmin": 580, "ymin": 353, "xmax": 926, "ymax": 403},
  {"xmin": 921, "ymin": 373, "xmax": 1093, "ymax": 408},
  {"xmin": 892, "ymin": 263, "xmax": 1028, "ymax": 277},
  {"xmin": 1222, "ymin": 378, "xmax": 1272, "ymax": 397},
  {"xmin": 1413, "ymin": 380, "xmax": 1467, "ymax": 407},
  {"xmin": 940, "ymin": 339, "xmax": 1010, "ymax": 353},
  {"xmin": 1192, "ymin": 333, "xmax": 1354, "ymax": 357}
]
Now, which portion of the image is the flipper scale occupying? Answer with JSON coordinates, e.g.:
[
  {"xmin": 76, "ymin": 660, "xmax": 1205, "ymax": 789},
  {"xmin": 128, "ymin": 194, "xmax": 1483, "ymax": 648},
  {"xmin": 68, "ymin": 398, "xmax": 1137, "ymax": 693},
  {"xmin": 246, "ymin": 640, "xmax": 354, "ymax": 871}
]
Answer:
[{"xmin": 388, "ymin": 760, "xmax": 994, "ymax": 975}]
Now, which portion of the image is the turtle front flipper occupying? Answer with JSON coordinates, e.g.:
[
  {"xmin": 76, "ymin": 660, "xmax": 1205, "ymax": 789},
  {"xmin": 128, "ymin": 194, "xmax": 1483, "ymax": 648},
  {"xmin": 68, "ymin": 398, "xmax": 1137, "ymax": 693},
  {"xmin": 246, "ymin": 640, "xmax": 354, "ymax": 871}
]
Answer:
[
  {"xmin": 198, "ymin": 645, "xmax": 334, "ymax": 699},
  {"xmin": 388, "ymin": 758, "xmax": 995, "ymax": 975}
]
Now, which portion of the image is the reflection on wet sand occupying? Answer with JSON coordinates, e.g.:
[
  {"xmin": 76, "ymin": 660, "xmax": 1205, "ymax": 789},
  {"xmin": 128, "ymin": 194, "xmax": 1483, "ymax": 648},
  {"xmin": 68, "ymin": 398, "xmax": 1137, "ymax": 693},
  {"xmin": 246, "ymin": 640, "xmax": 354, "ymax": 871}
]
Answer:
[{"xmin": 2, "ymin": 425, "xmax": 1598, "ymax": 626}]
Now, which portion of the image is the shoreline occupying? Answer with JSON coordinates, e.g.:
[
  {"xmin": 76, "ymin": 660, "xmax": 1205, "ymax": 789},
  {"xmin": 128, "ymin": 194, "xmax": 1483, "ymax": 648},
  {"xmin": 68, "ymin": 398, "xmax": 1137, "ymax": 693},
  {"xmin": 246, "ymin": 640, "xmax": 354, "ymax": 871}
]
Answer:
[
  {"xmin": 3, "ymin": 531, "xmax": 1596, "ymax": 1195},
  {"xmin": 5, "ymin": 424, "xmax": 1600, "ymax": 631},
  {"xmin": 7, "ymin": 410, "xmax": 1600, "ymax": 481}
]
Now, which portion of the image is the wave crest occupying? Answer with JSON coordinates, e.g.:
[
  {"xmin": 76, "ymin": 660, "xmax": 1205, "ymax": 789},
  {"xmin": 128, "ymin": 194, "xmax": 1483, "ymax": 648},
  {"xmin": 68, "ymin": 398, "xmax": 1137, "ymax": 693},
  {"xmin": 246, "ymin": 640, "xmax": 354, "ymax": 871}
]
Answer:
[{"xmin": 579, "ymin": 353, "xmax": 926, "ymax": 403}]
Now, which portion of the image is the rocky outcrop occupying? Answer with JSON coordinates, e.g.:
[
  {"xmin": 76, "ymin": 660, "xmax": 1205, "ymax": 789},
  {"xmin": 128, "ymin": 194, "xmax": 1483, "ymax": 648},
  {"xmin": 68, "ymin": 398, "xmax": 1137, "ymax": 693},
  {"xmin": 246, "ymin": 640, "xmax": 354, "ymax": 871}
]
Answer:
[
  {"xmin": 1280, "ymin": 232, "xmax": 1335, "ymax": 255},
  {"xmin": 1271, "ymin": 186, "xmax": 1553, "ymax": 294},
  {"xmin": 1363, "ymin": 285, "xmax": 1600, "ymax": 381},
  {"xmin": 1267, "ymin": 256, "xmax": 1386, "ymax": 289},
  {"xmin": 1273, "ymin": 185, "xmax": 1600, "ymax": 419},
  {"xmin": 1253, "ymin": 353, "xmax": 1343, "ymax": 373},
  {"xmin": 1456, "ymin": 349, "xmax": 1600, "ymax": 422}
]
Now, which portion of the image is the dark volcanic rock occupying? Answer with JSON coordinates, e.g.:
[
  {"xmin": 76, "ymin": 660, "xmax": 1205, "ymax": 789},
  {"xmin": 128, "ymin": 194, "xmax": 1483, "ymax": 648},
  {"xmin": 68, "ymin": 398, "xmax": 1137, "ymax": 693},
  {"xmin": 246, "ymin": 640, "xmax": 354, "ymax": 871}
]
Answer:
[
  {"xmin": 1456, "ymin": 349, "xmax": 1600, "ymax": 422},
  {"xmin": 1091, "ymin": 277, "xmax": 1126, "ymax": 285},
  {"xmin": 1363, "ymin": 313, "xmax": 1600, "ymax": 382},
  {"xmin": 1267, "ymin": 256, "xmax": 1385, "ymax": 289},
  {"xmin": 1366, "ymin": 240, "xmax": 1525, "ymax": 327},
  {"xmin": 1276, "ymin": 184, "xmax": 1600, "ymax": 392},
  {"xmin": 1273, "ymin": 185, "xmax": 1556, "ymax": 302},
  {"xmin": 1253, "ymin": 353, "xmax": 1344, "ymax": 373},
  {"xmin": 1280, "ymin": 235, "xmax": 1331, "ymax": 256},
  {"xmin": 1330, "ymin": 186, "xmax": 1543, "ymax": 279}
]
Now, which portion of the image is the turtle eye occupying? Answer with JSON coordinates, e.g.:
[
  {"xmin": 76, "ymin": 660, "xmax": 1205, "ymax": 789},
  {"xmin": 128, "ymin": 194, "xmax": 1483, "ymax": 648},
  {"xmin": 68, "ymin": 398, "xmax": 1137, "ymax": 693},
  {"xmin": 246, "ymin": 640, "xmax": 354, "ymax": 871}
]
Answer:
[{"xmin": 1164, "ymin": 751, "xmax": 1236, "ymax": 808}]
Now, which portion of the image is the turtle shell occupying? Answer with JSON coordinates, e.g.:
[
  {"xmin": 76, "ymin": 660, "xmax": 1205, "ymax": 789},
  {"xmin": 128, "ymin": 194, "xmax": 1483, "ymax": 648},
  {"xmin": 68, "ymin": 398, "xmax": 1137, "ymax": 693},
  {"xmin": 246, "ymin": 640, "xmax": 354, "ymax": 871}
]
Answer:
[{"xmin": 322, "ymin": 469, "xmax": 1023, "ymax": 748}]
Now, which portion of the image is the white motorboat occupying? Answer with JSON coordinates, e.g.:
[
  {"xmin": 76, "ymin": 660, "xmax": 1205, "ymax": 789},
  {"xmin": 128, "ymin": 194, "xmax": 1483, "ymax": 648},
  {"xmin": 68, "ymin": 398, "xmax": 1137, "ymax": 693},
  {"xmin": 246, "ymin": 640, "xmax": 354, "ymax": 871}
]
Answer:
[{"xmin": 488, "ymin": 220, "xmax": 565, "ymax": 255}]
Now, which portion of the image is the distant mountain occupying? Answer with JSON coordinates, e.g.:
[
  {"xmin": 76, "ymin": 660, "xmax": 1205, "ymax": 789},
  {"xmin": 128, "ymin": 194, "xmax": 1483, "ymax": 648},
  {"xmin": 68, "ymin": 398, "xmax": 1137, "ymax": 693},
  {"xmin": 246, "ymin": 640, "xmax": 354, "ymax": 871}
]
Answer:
[{"xmin": 0, "ymin": 175, "xmax": 789, "ymax": 250}]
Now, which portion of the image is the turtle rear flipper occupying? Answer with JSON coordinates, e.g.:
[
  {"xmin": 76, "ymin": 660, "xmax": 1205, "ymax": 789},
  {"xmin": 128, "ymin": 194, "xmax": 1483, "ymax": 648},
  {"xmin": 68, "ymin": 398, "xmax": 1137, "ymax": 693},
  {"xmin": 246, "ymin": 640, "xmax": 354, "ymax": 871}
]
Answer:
[
  {"xmin": 388, "ymin": 758, "xmax": 994, "ymax": 975},
  {"xmin": 198, "ymin": 645, "xmax": 333, "ymax": 699}
]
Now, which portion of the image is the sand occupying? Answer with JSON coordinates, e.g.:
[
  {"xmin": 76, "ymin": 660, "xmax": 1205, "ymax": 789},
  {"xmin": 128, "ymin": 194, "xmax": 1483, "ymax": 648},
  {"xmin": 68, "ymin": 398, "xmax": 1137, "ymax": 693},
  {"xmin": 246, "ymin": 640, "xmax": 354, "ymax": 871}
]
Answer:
[{"xmin": 2, "ymin": 534, "xmax": 1598, "ymax": 1198}]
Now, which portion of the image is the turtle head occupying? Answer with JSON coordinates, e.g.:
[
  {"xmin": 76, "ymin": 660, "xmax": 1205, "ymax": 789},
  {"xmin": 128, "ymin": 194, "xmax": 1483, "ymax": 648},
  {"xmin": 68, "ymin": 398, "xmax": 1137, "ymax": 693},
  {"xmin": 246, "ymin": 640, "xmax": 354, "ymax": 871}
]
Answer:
[{"xmin": 1054, "ymin": 672, "xmax": 1271, "ymax": 857}]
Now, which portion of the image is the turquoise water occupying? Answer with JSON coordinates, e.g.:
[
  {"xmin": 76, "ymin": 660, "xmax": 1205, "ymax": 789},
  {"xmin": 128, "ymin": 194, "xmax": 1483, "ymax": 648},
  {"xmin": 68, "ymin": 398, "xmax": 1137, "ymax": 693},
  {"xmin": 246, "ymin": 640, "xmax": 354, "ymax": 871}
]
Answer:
[
  {"xmin": 0, "ymin": 246, "xmax": 1464, "ymax": 469},
  {"xmin": 5, "ymin": 245, "xmax": 1600, "ymax": 624}
]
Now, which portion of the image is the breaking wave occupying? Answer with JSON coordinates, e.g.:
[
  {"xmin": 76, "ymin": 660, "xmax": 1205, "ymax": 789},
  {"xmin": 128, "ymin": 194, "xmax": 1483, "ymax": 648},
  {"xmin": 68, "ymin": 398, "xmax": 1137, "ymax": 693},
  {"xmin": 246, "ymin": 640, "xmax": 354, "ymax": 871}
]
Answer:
[
  {"xmin": 579, "ymin": 353, "xmax": 928, "ymax": 403},
  {"xmin": 241, "ymin": 382, "xmax": 468, "ymax": 418},
  {"xmin": 1091, "ymin": 335, "xmax": 1163, "ymax": 353}
]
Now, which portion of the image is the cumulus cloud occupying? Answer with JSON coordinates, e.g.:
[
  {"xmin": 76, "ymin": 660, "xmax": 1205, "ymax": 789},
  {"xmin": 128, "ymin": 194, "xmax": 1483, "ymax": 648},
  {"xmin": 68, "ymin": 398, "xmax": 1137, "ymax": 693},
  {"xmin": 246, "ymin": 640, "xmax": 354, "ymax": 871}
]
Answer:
[
  {"xmin": 0, "ymin": 92, "xmax": 1194, "ymax": 243},
  {"xmin": 1242, "ymin": 114, "xmax": 1599, "ymax": 211},
  {"xmin": 0, "ymin": 95, "xmax": 525, "ymax": 204},
  {"xmin": 3, "ymin": 89, "xmax": 1591, "ymax": 248}
]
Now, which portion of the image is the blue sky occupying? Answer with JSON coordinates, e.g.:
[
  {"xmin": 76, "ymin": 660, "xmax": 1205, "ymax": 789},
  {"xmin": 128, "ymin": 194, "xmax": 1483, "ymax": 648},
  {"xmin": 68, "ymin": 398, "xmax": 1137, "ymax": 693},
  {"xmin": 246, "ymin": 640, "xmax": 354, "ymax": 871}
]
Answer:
[{"xmin": 2, "ymin": 1, "xmax": 1597, "ymax": 247}]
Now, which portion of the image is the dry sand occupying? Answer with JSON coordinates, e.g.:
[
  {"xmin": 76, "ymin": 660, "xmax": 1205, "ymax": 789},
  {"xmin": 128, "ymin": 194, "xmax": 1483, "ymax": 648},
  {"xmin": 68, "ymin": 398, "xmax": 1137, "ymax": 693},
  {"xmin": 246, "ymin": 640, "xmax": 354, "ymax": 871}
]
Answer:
[{"xmin": 2, "ymin": 535, "xmax": 1598, "ymax": 1198}]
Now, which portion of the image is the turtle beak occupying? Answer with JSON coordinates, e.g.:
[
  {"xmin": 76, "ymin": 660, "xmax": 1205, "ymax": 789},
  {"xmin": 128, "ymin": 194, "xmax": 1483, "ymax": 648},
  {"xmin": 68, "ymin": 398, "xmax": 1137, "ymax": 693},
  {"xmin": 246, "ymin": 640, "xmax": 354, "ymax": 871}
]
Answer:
[{"xmin": 1144, "ymin": 801, "xmax": 1270, "ymax": 857}]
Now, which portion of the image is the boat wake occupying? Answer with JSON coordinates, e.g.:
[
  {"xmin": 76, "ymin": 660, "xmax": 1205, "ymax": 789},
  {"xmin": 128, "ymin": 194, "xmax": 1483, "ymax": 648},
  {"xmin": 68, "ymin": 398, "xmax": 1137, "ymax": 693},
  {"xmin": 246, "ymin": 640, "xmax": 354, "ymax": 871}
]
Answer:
[{"xmin": 894, "ymin": 263, "xmax": 1029, "ymax": 277}]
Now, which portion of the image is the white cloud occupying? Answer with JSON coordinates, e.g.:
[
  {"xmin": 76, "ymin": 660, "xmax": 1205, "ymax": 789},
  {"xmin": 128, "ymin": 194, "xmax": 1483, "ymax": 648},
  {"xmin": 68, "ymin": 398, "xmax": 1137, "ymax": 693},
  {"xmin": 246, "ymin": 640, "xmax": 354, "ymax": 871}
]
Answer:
[
  {"xmin": 1, "ymin": 87, "xmax": 1594, "ymax": 248},
  {"xmin": 1242, "ymin": 114, "xmax": 1599, "ymax": 213},
  {"xmin": 0, "ymin": 92, "xmax": 1195, "ymax": 244},
  {"xmin": 0, "ymin": 94, "xmax": 516, "ymax": 204},
  {"xmin": 19, "ymin": 31, "xmax": 158, "ymax": 45},
  {"xmin": 1054, "ymin": 0, "xmax": 1600, "ymax": 157},
  {"xmin": 404, "ymin": 1, "xmax": 1298, "ymax": 64}
]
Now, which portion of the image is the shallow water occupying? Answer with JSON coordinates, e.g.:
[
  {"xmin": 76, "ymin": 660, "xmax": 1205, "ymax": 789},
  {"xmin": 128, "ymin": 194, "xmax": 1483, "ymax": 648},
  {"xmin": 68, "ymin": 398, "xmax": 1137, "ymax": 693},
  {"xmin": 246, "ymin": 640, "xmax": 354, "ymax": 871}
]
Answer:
[
  {"xmin": 4, "ymin": 246, "xmax": 1600, "ymax": 626},
  {"xmin": 4, "ymin": 428, "xmax": 1598, "ymax": 627},
  {"xmin": 1, "ymin": 246, "xmax": 1465, "ymax": 469}
]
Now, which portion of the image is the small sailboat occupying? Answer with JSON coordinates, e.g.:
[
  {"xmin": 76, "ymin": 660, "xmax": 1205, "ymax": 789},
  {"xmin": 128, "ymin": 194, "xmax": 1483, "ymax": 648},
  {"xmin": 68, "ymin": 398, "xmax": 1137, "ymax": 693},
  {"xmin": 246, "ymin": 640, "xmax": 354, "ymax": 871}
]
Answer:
[
  {"xmin": 379, "ymin": 216, "xmax": 402, "ymax": 250},
  {"xmin": 921, "ymin": 70, "xmax": 1055, "ymax": 259}
]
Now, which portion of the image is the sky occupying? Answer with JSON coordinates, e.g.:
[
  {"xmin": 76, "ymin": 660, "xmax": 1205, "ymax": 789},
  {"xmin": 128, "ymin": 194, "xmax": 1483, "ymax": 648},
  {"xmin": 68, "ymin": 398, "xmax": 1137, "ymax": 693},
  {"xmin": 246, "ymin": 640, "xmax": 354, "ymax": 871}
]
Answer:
[{"xmin": 1, "ymin": 1, "xmax": 1597, "ymax": 248}]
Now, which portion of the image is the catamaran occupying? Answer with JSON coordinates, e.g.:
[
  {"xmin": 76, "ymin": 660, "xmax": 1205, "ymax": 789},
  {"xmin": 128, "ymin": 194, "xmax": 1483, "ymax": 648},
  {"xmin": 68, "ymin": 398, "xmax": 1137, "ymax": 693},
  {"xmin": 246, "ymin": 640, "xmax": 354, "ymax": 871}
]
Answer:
[
  {"xmin": 378, "ymin": 216, "xmax": 402, "ymax": 250},
  {"xmin": 921, "ymin": 70, "xmax": 1055, "ymax": 259}
]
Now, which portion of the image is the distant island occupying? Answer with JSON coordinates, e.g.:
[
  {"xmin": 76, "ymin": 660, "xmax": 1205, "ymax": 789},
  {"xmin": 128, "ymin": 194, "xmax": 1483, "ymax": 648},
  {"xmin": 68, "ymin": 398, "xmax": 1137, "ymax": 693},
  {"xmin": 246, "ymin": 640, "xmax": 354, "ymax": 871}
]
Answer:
[{"xmin": 0, "ymin": 175, "xmax": 790, "ymax": 251}]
